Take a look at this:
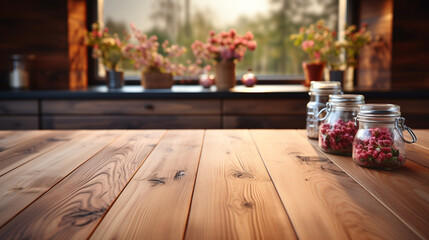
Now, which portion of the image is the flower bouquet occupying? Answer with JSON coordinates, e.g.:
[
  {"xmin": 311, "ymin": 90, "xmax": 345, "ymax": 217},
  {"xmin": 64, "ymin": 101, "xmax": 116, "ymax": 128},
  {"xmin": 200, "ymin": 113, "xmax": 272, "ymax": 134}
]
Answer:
[
  {"xmin": 86, "ymin": 23, "xmax": 130, "ymax": 88},
  {"xmin": 191, "ymin": 29, "xmax": 257, "ymax": 90},
  {"xmin": 127, "ymin": 24, "xmax": 187, "ymax": 89}
]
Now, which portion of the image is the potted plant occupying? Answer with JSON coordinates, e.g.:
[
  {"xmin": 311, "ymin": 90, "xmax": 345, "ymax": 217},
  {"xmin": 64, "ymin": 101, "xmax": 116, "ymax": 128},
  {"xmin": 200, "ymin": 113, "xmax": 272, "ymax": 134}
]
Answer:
[
  {"xmin": 191, "ymin": 29, "xmax": 257, "ymax": 91},
  {"xmin": 290, "ymin": 20, "xmax": 330, "ymax": 87},
  {"xmin": 128, "ymin": 24, "xmax": 187, "ymax": 89},
  {"xmin": 343, "ymin": 23, "xmax": 372, "ymax": 88},
  {"xmin": 86, "ymin": 23, "xmax": 129, "ymax": 89}
]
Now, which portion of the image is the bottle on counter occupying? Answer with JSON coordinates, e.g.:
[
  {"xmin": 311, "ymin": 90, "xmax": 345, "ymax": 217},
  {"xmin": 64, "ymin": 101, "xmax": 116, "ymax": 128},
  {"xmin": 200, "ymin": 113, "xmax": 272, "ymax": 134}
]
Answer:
[
  {"xmin": 352, "ymin": 104, "xmax": 417, "ymax": 170},
  {"xmin": 317, "ymin": 94, "xmax": 365, "ymax": 155},
  {"xmin": 9, "ymin": 54, "xmax": 34, "ymax": 90},
  {"xmin": 306, "ymin": 81, "xmax": 342, "ymax": 139}
]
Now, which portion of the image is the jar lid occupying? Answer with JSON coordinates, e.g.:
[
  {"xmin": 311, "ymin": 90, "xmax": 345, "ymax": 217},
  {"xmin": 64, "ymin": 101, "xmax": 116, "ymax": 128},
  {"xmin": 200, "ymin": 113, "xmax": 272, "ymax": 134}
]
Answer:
[
  {"xmin": 357, "ymin": 104, "xmax": 401, "ymax": 122},
  {"xmin": 329, "ymin": 94, "xmax": 365, "ymax": 105},
  {"xmin": 309, "ymin": 81, "xmax": 342, "ymax": 95}
]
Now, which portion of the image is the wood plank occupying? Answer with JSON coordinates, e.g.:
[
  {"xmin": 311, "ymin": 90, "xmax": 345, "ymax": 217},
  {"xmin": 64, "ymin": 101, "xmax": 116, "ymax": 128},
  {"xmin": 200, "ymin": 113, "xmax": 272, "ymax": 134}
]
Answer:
[
  {"xmin": 0, "ymin": 130, "xmax": 165, "ymax": 239},
  {"xmin": 42, "ymin": 115, "xmax": 221, "ymax": 129},
  {"xmin": 251, "ymin": 130, "xmax": 418, "ymax": 239},
  {"xmin": 42, "ymin": 99, "xmax": 221, "ymax": 114},
  {"xmin": 91, "ymin": 130, "xmax": 204, "ymax": 239},
  {"xmin": 301, "ymin": 131, "xmax": 429, "ymax": 239},
  {"xmin": 0, "ymin": 131, "xmax": 45, "ymax": 150},
  {"xmin": 0, "ymin": 131, "xmax": 78, "ymax": 176},
  {"xmin": 407, "ymin": 144, "xmax": 429, "ymax": 168},
  {"xmin": 413, "ymin": 130, "xmax": 429, "ymax": 149},
  {"xmin": 0, "ymin": 130, "xmax": 124, "ymax": 227},
  {"xmin": 185, "ymin": 130, "xmax": 297, "ymax": 240},
  {"xmin": 407, "ymin": 129, "xmax": 429, "ymax": 167}
]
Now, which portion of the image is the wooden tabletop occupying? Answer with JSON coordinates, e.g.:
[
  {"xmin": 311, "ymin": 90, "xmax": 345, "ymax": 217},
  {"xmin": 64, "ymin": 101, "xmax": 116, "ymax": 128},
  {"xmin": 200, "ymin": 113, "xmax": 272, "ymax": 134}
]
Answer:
[{"xmin": 0, "ymin": 130, "xmax": 428, "ymax": 240}]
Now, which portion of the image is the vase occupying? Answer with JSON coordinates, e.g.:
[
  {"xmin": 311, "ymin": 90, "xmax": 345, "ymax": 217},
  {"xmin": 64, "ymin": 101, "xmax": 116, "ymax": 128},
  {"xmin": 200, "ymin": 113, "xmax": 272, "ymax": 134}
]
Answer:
[
  {"xmin": 141, "ymin": 72, "xmax": 173, "ymax": 89},
  {"xmin": 302, "ymin": 62, "xmax": 325, "ymax": 87},
  {"xmin": 329, "ymin": 70, "xmax": 344, "ymax": 83},
  {"xmin": 106, "ymin": 70, "xmax": 124, "ymax": 89},
  {"xmin": 215, "ymin": 60, "xmax": 236, "ymax": 91},
  {"xmin": 344, "ymin": 66, "xmax": 354, "ymax": 89}
]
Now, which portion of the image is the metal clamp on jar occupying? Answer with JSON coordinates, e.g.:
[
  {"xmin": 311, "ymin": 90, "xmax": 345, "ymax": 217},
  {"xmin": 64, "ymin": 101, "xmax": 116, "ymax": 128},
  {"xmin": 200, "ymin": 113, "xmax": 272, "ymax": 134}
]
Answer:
[
  {"xmin": 352, "ymin": 104, "xmax": 417, "ymax": 170},
  {"xmin": 306, "ymin": 81, "xmax": 342, "ymax": 139},
  {"xmin": 317, "ymin": 94, "xmax": 365, "ymax": 155}
]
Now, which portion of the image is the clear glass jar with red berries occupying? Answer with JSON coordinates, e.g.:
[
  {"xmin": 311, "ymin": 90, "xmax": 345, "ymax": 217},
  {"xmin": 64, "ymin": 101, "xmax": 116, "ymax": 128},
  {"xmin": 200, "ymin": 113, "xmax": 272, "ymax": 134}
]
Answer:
[
  {"xmin": 318, "ymin": 94, "xmax": 365, "ymax": 155},
  {"xmin": 306, "ymin": 81, "xmax": 342, "ymax": 139},
  {"xmin": 353, "ymin": 104, "xmax": 417, "ymax": 170}
]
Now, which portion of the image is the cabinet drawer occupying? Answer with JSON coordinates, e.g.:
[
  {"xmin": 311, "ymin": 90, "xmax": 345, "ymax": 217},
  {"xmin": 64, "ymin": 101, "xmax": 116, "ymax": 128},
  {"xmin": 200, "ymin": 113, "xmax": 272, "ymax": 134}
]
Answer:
[
  {"xmin": 42, "ymin": 115, "xmax": 221, "ymax": 129},
  {"xmin": 0, "ymin": 100, "xmax": 38, "ymax": 114},
  {"xmin": 0, "ymin": 116, "xmax": 39, "ymax": 129},
  {"xmin": 42, "ymin": 100, "xmax": 221, "ymax": 115},
  {"xmin": 223, "ymin": 99, "xmax": 307, "ymax": 115},
  {"xmin": 223, "ymin": 115, "xmax": 305, "ymax": 129}
]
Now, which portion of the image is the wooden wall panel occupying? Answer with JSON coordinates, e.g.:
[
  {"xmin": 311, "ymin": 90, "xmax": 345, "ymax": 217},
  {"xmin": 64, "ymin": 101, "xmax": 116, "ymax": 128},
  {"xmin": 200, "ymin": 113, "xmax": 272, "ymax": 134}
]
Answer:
[
  {"xmin": 0, "ymin": 0, "xmax": 87, "ymax": 90},
  {"xmin": 0, "ymin": 1, "xmax": 69, "ymax": 90},
  {"xmin": 68, "ymin": 0, "xmax": 87, "ymax": 89},
  {"xmin": 391, "ymin": 1, "xmax": 429, "ymax": 88},
  {"xmin": 356, "ymin": 0, "xmax": 393, "ymax": 89}
]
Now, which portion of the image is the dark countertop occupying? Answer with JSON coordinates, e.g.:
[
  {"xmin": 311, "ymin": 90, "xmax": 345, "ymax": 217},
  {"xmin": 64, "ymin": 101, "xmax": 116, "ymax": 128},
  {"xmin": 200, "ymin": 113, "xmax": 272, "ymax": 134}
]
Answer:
[{"xmin": 1, "ymin": 85, "xmax": 429, "ymax": 100}]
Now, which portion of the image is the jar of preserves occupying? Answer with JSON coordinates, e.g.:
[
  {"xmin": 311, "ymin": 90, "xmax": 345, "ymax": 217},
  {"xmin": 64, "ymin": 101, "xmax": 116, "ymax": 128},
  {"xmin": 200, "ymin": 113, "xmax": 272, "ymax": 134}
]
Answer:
[
  {"xmin": 352, "ymin": 104, "xmax": 417, "ymax": 170},
  {"xmin": 306, "ymin": 81, "xmax": 342, "ymax": 139},
  {"xmin": 318, "ymin": 94, "xmax": 365, "ymax": 155}
]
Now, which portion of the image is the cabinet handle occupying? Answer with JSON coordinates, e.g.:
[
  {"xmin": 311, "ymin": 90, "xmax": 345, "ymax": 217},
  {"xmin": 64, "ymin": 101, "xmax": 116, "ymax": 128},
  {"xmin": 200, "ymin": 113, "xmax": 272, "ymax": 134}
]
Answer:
[{"xmin": 144, "ymin": 104, "xmax": 154, "ymax": 110}]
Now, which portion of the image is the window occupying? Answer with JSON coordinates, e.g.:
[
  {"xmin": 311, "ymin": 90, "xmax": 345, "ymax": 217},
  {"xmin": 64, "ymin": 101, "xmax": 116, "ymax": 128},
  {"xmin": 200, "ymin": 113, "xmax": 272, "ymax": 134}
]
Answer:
[{"xmin": 97, "ymin": 0, "xmax": 340, "ymax": 82}]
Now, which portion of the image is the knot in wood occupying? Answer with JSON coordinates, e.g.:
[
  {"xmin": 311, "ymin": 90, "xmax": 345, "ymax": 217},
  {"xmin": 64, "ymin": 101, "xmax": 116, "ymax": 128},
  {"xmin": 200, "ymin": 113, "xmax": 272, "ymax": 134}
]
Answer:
[
  {"xmin": 296, "ymin": 155, "xmax": 329, "ymax": 163},
  {"xmin": 174, "ymin": 170, "xmax": 186, "ymax": 180},
  {"xmin": 231, "ymin": 171, "xmax": 254, "ymax": 179}
]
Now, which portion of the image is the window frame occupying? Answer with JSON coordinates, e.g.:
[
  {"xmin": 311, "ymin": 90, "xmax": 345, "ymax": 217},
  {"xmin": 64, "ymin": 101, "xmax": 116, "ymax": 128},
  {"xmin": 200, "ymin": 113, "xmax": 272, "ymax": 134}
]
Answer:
[{"xmin": 87, "ymin": 0, "xmax": 354, "ymax": 86}]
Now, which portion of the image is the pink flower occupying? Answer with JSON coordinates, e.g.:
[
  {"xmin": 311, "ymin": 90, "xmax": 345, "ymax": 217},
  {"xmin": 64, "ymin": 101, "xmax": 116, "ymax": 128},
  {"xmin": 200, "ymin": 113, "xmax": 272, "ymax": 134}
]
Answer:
[
  {"xmin": 229, "ymin": 29, "xmax": 236, "ymax": 38},
  {"xmin": 314, "ymin": 51, "xmax": 321, "ymax": 60},
  {"xmin": 245, "ymin": 31, "xmax": 254, "ymax": 41},
  {"xmin": 247, "ymin": 41, "xmax": 257, "ymax": 51},
  {"xmin": 301, "ymin": 40, "xmax": 314, "ymax": 51}
]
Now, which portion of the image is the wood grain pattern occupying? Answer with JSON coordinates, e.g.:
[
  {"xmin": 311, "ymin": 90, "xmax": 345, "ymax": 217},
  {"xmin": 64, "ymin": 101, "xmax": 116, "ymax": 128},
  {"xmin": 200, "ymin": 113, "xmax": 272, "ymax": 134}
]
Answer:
[
  {"xmin": 406, "ymin": 129, "xmax": 429, "ymax": 168},
  {"xmin": 0, "ymin": 131, "xmax": 44, "ymax": 150},
  {"xmin": 91, "ymin": 130, "xmax": 204, "ymax": 239},
  {"xmin": 223, "ymin": 99, "xmax": 307, "ymax": 115},
  {"xmin": 0, "ymin": 131, "xmax": 77, "ymax": 176},
  {"xmin": 406, "ymin": 144, "xmax": 429, "ymax": 169},
  {"xmin": 251, "ymin": 130, "xmax": 417, "ymax": 240},
  {"xmin": 0, "ymin": 130, "xmax": 124, "ymax": 227},
  {"xmin": 413, "ymin": 130, "xmax": 429, "ymax": 149},
  {"xmin": 0, "ymin": 130, "xmax": 165, "ymax": 240},
  {"xmin": 42, "ymin": 99, "xmax": 221, "ymax": 114},
  {"xmin": 42, "ymin": 115, "xmax": 221, "ymax": 129},
  {"xmin": 185, "ymin": 130, "xmax": 297, "ymax": 240},
  {"xmin": 302, "ymin": 131, "xmax": 429, "ymax": 239}
]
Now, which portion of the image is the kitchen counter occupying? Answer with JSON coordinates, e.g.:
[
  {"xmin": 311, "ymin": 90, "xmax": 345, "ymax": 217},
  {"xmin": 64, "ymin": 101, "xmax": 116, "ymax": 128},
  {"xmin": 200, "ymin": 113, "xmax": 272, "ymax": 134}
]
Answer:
[
  {"xmin": 0, "ymin": 129, "xmax": 428, "ymax": 239},
  {"xmin": 1, "ymin": 85, "xmax": 429, "ymax": 129}
]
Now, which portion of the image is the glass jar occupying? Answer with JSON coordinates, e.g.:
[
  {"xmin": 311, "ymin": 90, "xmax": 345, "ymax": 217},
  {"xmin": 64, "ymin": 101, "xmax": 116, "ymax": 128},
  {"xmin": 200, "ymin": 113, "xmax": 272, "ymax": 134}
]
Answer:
[
  {"xmin": 318, "ymin": 94, "xmax": 365, "ymax": 155},
  {"xmin": 306, "ymin": 81, "xmax": 342, "ymax": 139},
  {"xmin": 353, "ymin": 104, "xmax": 417, "ymax": 170}
]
